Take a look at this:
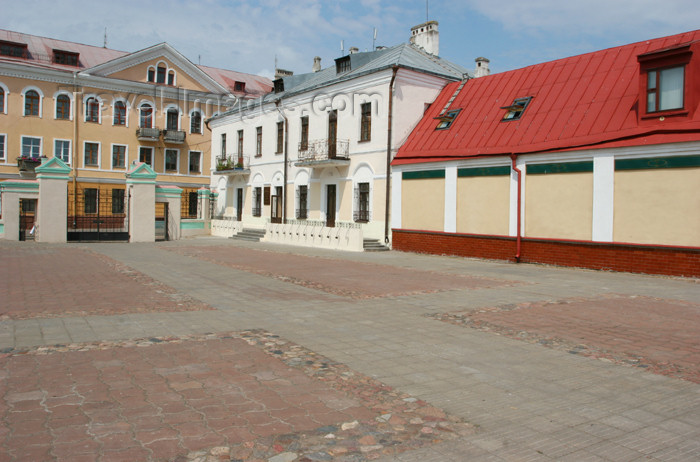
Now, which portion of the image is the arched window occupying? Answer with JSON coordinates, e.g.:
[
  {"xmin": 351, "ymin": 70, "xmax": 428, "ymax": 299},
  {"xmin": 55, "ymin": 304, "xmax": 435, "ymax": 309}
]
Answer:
[
  {"xmin": 190, "ymin": 111, "xmax": 202, "ymax": 134},
  {"xmin": 56, "ymin": 94, "xmax": 71, "ymax": 120},
  {"xmin": 147, "ymin": 67, "xmax": 155, "ymax": 82},
  {"xmin": 85, "ymin": 97, "xmax": 100, "ymax": 123},
  {"xmin": 25, "ymin": 90, "xmax": 40, "ymax": 116},
  {"xmin": 0, "ymin": 87, "xmax": 5, "ymax": 113},
  {"xmin": 166, "ymin": 108, "xmax": 179, "ymax": 130},
  {"xmin": 157, "ymin": 66, "xmax": 166, "ymax": 84},
  {"xmin": 139, "ymin": 103, "xmax": 153, "ymax": 128},
  {"xmin": 167, "ymin": 70, "xmax": 175, "ymax": 86},
  {"xmin": 114, "ymin": 101, "xmax": 127, "ymax": 125}
]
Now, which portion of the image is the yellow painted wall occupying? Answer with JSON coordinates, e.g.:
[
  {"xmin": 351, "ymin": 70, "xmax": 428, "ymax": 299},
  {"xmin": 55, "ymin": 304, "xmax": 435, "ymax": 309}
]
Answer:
[
  {"xmin": 338, "ymin": 180, "xmax": 353, "ymax": 221},
  {"xmin": 614, "ymin": 168, "xmax": 700, "ymax": 246},
  {"xmin": 401, "ymin": 178, "xmax": 444, "ymax": 231},
  {"xmin": 309, "ymin": 183, "xmax": 321, "ymax": 220},
  {"xmin": 108, "ymin": 58, "xmax": 211, "ymax": 93},
  {"xmin": 457, "ymin": 176, "xmax": 509, "ymax": 235},
  {"xmin": 372, "ymin": 178, "xmax": 386, "ymax": 221},
  {"xmin": 525, "ymin": 172, "xmax": 593, "ymax": 240}
]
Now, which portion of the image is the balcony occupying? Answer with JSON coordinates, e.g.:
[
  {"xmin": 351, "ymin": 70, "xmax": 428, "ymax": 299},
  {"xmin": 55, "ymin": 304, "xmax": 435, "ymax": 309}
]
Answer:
[
  {"xmin": 295, "ymin": 139, "xmax": 350, "ymax": 167},
  {"xmin": 163, "ymin": 129, "xmax": 186, "ymax": 144},
  {"xmin": 136, "ymin": 127, "xmax": 161, "ymax": 141},
  {"xmin": 215, "ymin": 154, "xmax": 250, "ymax": 176}
]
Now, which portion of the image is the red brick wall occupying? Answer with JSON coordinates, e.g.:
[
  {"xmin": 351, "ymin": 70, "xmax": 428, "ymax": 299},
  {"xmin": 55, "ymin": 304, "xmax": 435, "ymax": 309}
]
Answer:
[{"xmin": 392, "ymin": 229, "xmax": 700, "ymax": 278}]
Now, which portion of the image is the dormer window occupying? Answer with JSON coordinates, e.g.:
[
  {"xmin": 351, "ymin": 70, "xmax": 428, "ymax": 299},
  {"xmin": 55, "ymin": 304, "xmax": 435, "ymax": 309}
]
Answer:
[
  {"xmin": 638, "ymin": 43, "xmax": 692, "ymax": 117},
  {"xmin": 501, "ymin": 97, "xmax": 532, "ymax": 121},
  {"xmin": 53, "ymin": 49, "xmax": 79, "ymax": 66},
  {"xmin": 234, "ymin": 81, "xmax": 245, "ymax": 92},
  {"xmin": 0, "ymin": 40, "xmax": 28, "ymax": 58},
  {"xmin": 646, "ymin": 66, "xmax": 684, "ymax": 112},
  {"xmin": 435, "ymin": 109, "xmax": 460, "ymax": 130},
  {"xmin": 273, "ymin": 78, "xmax": 284, "ymax": 93},
  {"xmin": 336, "ymin": 56, "xmax": 351, "ymax": 74}
]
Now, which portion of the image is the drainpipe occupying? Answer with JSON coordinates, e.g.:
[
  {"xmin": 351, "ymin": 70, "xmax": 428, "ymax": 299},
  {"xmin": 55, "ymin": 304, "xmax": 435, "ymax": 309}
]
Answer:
[
  {"xmin": 275, "ymin": 100, "xmax": 288, "ymax": 224},
  {"xmin": 510, "ymin": 154, "xmax": 522, "ymax": 262},
  {"xmin": 384, "ymin": 66, "xmax": 399, "ymax": 244}
]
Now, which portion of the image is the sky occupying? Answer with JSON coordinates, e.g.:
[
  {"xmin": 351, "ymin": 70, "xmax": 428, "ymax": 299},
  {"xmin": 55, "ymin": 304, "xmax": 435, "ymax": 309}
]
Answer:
[{"xmin": 2, "ymin": 0, "xmax": 699, "ymax": 79}]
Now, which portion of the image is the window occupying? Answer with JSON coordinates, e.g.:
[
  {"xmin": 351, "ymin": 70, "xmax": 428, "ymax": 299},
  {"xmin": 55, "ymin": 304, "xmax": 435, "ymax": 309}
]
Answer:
[
  {"xmin": 434, "ymin": 109, "xmax": 460, "ymax": 129},
  {"xmin": 360, "ymin": 102, "xmax": 371, "ymax": 141},
  {"xmin": 53, "ymin": 49, "xmax": 79, "ymax": 66},
  {"xmin": 189, "ymin": 151, "xmax": 201, "ymax": 174},
  {"xmin": 165, "ymin": 149, "xmax": 179, "ymax": 172},
  {"xmin": 0, "ymin": 87, "xmax": 4, "ymax": 113},
  {"xmin": 24, "ymin": 90, "xmax": 40, "ymax": 116},
  {"xmin": 188, "ymin": 191, "xmax": 198, "ymax": 218},
  {"xmin": 84, "ymin": 188, "xmax": 97, "ymax": 214},
  {"xmin": 0, "ymin": 40, "xmax": 28, "ymax": 58},
  {"xmin": 84, "ymin": 142, "xmax": 99, "ymax": 166},
  {"xmin": 85, "ymin": 97, "xmax": 100, "ymax": 123},
  {"xmin": 647, "ymin": 67, "xmax": 684, "ymax": 112},
  {"xmin": 237, "ymin": 130, "xmax": 244, "ymax": 155},
  {"xmin": 112, "ymin": 145, "xmax": 126, "ymax": 169},
  {"xmin": 157, "ymin": 66, "xmax": 166, "ymax": 84},
  {"xmin": 296, "ymin": 185, "xmax": 308, "ymax": 219},
  {"xmin": 234, "ymin": 81, "xmax": 245, "ymax": 92},
  {"xmin": 54, "ymin": 139, "xmax": 71, "ymax": 163},
  {"xmin": 140, "ymin": 103, "xmax": 153, "ymax": 128},
  {"xmin": 253, "ymin": 187, "xmax": 262, "ymax": 216},
  {"xmin": 274, "ymin": 79, "xmax": 284, "ymax": 93},
  {"xmin": 167, "ymin": 71, "xmax": 175, "ymax": 86},
  {"xmin": 501, "ymin": 97, "xmax": 532, "ymax": 121},
  {"xmin": 276, "ymin": 121, "xmax": 284, "ymax": 154},
  {"xmin": 113, "ymin": 101, "xmax": 127, "ymax": 125},
  {"xmin": 256, "ymin": 127, "xmax": 262, "ymax": 157},
  {"xmin": 166, "ymin": 108, "xmax": 179, "ymax": 130},
  {"xmin": 300, "ymin": 116, "xmax": 309, "ymax": 151},
  {"xmin": 139, "ymin": 147, "xmax": 153, "ymax": 167},
  {"xmin": 336, "ymin": 56, "xmax": 351, "ymax": 73},
  {"xmin": 354, "ymin": 182, "xmax": 370, "ymax": 222},
  {"xmin": 112, "ymin": 189, "xmax": 125, "ymax": 214},
  {"xmin": 56, "ymin": 94, "xmax": 71, "ymax": 120},
  {"xmin": 0, "ymin": 134, "xmax": 5, "ymax": 160},
  {"xmin": 21, "ymin": 136, "xmax": 41, "ymax": 158},
  {"xmin": 147, "ymin": 67, "xmax": 155, "ymax": 82},
  {"xmin": 190, "ymin": 111, "xmax": 202, "ymax": 134},
  {"xmin": 221, "ymin": 133, "xmax": 227, "ymax": 155}
]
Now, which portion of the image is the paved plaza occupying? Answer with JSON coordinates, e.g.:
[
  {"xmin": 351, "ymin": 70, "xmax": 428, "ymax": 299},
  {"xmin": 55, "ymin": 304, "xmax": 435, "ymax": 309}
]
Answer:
[{"xmin": 0, "ymin": 238, "xmax": 699, "ymax": 461}]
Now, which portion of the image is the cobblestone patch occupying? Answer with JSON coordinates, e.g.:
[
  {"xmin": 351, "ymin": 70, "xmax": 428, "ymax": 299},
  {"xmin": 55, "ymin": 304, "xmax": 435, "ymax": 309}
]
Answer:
[
  {"xmin": 168, "ymin": 246, "xmax": 514, "ymax": 299},
  {"xmin": 0, "ymin": 247, "xmax": 213, "ymax": 320},
  {"xmin": 429, "ymin": 295, "xmax": 700, "ymax": 383},
  {"xmin": 0, "ymin": 330, "xmax": 474, "ymax": 461}
]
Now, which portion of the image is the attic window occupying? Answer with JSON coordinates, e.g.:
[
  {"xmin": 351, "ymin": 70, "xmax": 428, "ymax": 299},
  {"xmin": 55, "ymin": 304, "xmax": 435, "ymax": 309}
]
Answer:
[
  {"xmin": 234, "ymin": 81, "xmax": 245, "ymax": 92},
  {"xmin": 273, "ymin": 78, "xmax": 284, "ymax": 93},
  {"xmin": 336, "ymin": 56, "xmax": 351, "ymax": 74},
  {"xmin": 638, "ymin": 44, "xmax": 691, "ymax": 115},
  {"xmin": 0, "ymin": 40, "xmax": 28, "ymax": 58},
  {"xmin": 435, "ymin": 109, "xmax": 461, "ymax": 130},
  {"xmin": 501, "ymin": 97, "xmax": 532, "ymax": 121},
  {"xmin": 53, "ymin": 49, "xmax": 79, "ymax": 66}
]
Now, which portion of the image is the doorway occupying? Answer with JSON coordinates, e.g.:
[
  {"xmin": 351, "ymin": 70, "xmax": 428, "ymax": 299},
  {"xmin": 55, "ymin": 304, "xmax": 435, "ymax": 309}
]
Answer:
[
  {"xmin": 19, "ymin": 199, "xmax": 37, "ymax": 241},
  {"xmin": 236, "ymin": 188, "xmax": 243, "ymax": 221},
  {"xmin": 271, "ymin": 186, "xmax": 283, "ymax": 224},
  {"xmin": 326, "ymin": 184, "xmax": 336, "ymax": 228}
]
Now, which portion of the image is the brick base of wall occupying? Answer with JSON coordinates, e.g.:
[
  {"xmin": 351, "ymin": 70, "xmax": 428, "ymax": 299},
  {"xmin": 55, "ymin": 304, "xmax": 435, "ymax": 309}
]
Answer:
[{"xmin": 392, "ymin": 229, "xmax": 700, "ymax": 278}]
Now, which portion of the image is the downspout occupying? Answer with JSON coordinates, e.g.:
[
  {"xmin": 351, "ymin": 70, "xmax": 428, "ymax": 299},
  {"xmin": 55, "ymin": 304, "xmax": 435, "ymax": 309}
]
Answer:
[
  {"xmin": 510, "ymin": 154, "xmax": 522, "ymax": 262},
  {"xmin": 384, "ymin": 66, "xmax": 399, "ymax": 244},
  {"xmin": 275, "ymin": 99, "xmax": 288, "ymax": 224}
]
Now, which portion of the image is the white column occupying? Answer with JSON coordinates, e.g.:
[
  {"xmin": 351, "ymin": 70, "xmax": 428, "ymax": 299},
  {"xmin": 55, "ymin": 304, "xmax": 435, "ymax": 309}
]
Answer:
[
  {"xmin": 509, "ymin": 158, "xmax": 525, "ymax": 236},
  {"xmin": 391, "ymin": 170, "xmax": 402, "ymax": 230},
  {"xmin": 444, "ymin": 165, "xmax": 457, "ymax": 233},
  {"xmin": 592, "ymin": 154, "xmax": 614, "ymax": 242}
]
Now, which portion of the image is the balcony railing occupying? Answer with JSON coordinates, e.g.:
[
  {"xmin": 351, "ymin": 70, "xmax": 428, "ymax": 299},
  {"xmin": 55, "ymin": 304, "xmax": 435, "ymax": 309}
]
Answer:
[
  {"xmin": 215, "ymin": 154, "xmax": 250, "ymax": 174},
  {"xmin": 136, "ymin": 127, "xmax": 161, "ymax": 141},
  {"xmin": 353, "ymin": 210, "xmax": 371, "ymax": 223},
  {"xmin": 163, "ymin": 129, "xmax": 186, "ymax": 144},
  {"xmin": 296, "ymin": 208, "xmax": 308, "ymax": 219},
  {"xmin": 296, "ymin": 139, "xmax": 349, "ymax": 166}
]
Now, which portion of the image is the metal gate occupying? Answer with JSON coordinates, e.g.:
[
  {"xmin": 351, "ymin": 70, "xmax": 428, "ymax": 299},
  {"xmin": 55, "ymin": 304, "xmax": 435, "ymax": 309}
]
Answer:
[
  {"xmin": 155, "ymin": 202, "xmax": 169, "ymax": 241},
  {"xmin": 67, "ymin": 185, "xmax": 129, "ymax": 241},
  {"xmin": 19, "ymin": 199, "xmax": 37, "ymax": 241}
]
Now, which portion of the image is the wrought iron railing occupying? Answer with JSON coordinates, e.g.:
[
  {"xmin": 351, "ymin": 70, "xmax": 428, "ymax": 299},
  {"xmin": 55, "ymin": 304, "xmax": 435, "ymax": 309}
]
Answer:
[
  {"xmin": 163, "ymin": 129, "xmax": 186, "ymax": 144},
  {"xmin": 136, "ymin": 127, "xmax": 161, "ymax": 140},
  {"xmin": 296, "ymin": 208, "xmax": 308, "ymax": 219},
  {"xmin": 215, "ymin": 154, "xmax": 250, "ymax": 171},
  {"xmin": 297, "ymin": 139, "xmax": 349, "ymax": 162},
  {"xmin": 353, "ymin": 210, "xmax": 370, "ymax": 223}
]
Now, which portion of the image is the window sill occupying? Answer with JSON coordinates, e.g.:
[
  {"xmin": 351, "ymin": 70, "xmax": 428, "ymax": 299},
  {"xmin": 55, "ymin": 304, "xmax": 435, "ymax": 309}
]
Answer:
[
  {"xmin": 641, "ymin": 109, "xmax": 689, "ymax": 120},
  {"xmin": 358, "ymin": 139, "xmax": 371, "ymax": 143}
]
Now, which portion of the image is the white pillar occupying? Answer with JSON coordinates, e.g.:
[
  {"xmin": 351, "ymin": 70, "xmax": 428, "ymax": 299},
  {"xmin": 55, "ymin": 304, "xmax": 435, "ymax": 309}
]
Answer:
[
  {"xmin": 592, "ymin": 154, "xmax": 615, "ymax": 242},
  {"xmin": 444, "ymin": 165, "xmax": 457, "ymax": 233}
]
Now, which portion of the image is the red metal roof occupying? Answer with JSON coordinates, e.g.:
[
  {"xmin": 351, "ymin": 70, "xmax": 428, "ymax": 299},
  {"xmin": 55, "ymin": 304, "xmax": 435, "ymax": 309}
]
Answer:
[{"xmin": 394, "ymin": 30, "xmax": 700, "ymax": 166}]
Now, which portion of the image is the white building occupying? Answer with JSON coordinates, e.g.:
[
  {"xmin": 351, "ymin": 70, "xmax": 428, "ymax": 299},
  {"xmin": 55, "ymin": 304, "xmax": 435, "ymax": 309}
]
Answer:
[{"xmin": 209, "ymin": 23, "xmax": 468, "ymax": 250}]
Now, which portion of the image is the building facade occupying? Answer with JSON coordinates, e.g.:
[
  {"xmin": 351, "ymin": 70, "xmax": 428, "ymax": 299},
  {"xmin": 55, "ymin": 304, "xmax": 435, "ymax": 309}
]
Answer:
[
  {"xmin": 209, "ymin": 23, "xmax": 468, "ymax": 250},
  {"xmin": 391, "ymin": 30, "xmax": 700, "ymax": 277},
  {"xmin": 0, "ymin": 29, "xmax": 271, "ymax": 241}
]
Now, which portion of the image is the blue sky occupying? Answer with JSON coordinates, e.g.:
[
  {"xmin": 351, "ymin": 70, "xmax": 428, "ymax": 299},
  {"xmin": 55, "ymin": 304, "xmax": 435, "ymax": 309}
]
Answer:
[{"xmin": 3, "ymin": 0, "xmax": 699, "ymax": 79}]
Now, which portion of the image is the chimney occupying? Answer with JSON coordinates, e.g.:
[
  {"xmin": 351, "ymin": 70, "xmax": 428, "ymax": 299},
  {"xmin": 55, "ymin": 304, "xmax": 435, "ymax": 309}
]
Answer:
[
  {"xmin": 275, "ymin": 68, "xmax": 293, "ymax": 79},
  {"xmin": 409, "ymin": 20, "xmax": 439, "ymax": 56},
  {"xmin": 474, "ymin": 57, "xmax": 490, "ymax": 78},
  {"xmin": 312, "ymin": 56, "xmax": 322, "ymax": 72},
  {"xmin": 349, "ymin": 46, "xmax": 359, "ymax": 54}
]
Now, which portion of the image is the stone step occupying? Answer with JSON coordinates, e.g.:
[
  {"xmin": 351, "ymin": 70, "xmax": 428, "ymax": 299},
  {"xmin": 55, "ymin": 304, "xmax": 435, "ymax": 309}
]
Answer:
[
  {"xmin": 363, "ymin": 239, "xmax": 390, "ymax": 252},
  {"xmin": 229, "ymin": 228, "xmax": 266, "ymax": 242}
]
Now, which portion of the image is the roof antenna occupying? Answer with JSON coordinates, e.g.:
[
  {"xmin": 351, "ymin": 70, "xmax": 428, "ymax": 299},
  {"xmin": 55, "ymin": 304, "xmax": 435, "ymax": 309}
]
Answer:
[{"xmin": 103, "ymin": 27, "xmax": 107, "ymax": 48}]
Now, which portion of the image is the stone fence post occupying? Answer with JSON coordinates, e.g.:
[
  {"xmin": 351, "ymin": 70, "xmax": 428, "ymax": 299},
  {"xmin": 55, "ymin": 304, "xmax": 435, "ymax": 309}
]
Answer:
[{"xmin": 126, "ymin": 162, "xmax": 157, "ymax": 242}]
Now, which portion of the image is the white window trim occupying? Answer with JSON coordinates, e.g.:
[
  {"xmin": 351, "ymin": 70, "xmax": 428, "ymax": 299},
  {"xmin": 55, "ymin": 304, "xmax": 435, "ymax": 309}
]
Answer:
[
  {"xmin": 112, "ymin": 98, "xmax": 130, "ymax": 127},
  {"xmin": 147, "ymin": 65, "xmax": 156, "ymax": 82},
  {"xmin": 21, "ymin": 135, "xmax": 43, "ymax": 158},
  {"xmin": 189, "ymin": 109, "xmax": 203, "ymax": 134},
  {"xmin": 164, "ymin": 104, "xmax": 182, "ymax": 131},
  {"xmin": 82, "ymin": 140, "xmax": 101, "ymax": 168},
  {"xmin": 82, "ymin": 94, "xmax": 103, "ymax": 124},
  {"xmin": 22, "ymin": 86, "xmax": 44, "ymax": 118},
  {"xmin": 53, "ymin": 90, "xmax": 74, "ymax": 121},
  {"xmin": 138, "ymin": 101, "xmax": 156, "ymax": 129},
  {"xmin": 0, "ymin": 133, "xmax": 7, "ymax": 162},
  {"xmin": 53, "ymin": 138, "xmax": 72, "ymax": 165},
  {"xmin": 111, "ymin": 143, "xmax": 128, "ymax": 170},
  {"xmin": 188, "ymin": 150, "xmax": 202, "ymax": 174},
  {"xmin": 164, "ymin": 148, "xmax": 180, "ymax": 174},
  {"xmin": 0, "ymin": 82, "xmax": 10, "ymax": 115},
  {"xmin": 138, "ymin": 145, "xmax": 154, "ymax": 167}
]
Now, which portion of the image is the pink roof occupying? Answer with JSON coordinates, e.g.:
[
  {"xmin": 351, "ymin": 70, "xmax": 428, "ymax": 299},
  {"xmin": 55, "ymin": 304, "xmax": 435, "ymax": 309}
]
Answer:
[
  {"xmin": 197, "ymin": 64, "xmax": 272, "ymax": 97},
  {"xmin": 394, "ymin": 30, "xmax": 700, "ymax": 166}
]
